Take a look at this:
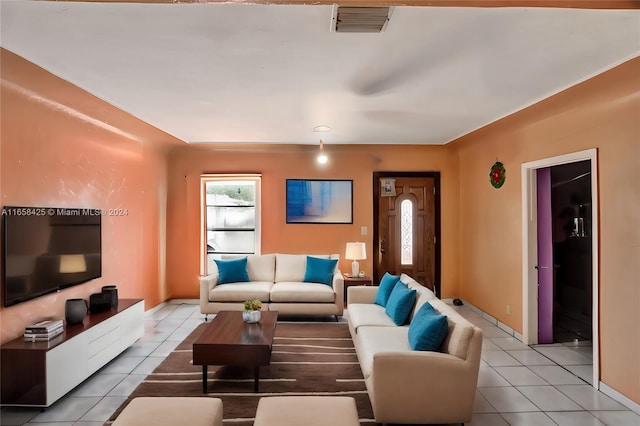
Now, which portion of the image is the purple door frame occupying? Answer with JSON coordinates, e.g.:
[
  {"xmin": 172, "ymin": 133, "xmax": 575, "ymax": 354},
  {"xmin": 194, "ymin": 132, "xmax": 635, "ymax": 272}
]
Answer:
[{"xmin": 536, "ymin": 168, "xmax": 554, "ymax": 344}]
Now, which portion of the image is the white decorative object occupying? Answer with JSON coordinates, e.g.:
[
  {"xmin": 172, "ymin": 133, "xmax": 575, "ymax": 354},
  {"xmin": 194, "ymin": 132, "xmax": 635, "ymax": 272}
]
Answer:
[
  {"xmin": 345, "ymin": 242, "xmax": 366, "ymax": 278},
  {"xmin": 242, "ymin": 299, "xmax": 262, "ymax": 323},
  {"xmin": 243, "ymin": 310, "xmax": 261, "ymax": 323}
]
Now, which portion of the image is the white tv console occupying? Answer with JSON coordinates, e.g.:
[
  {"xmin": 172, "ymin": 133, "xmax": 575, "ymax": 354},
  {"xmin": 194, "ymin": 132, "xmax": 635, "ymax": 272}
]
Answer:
[{"xmin": 0, "ymin": 298, "xmax": 144, "ymax": 407}]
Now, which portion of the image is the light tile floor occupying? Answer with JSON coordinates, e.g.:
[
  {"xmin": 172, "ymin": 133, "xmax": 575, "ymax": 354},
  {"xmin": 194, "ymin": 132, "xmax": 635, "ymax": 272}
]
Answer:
[{"xmin": 1, "ymin": 300, "xmax": 638, "ymax": 426}]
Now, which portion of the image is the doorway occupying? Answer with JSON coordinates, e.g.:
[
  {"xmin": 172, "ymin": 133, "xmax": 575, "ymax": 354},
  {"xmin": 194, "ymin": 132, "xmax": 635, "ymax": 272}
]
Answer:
[
  {"xmin": 521, "ymin": 149, "xmax": 599, "ymax": 388},
  {"xmin": 552, "ymin": 161, "xmax": 593, "ymax": 343},
  {"xmin": 537, "ymin": 162, "xmax": 593, "ymax": 344},
  {"xmin": 372, "ymin": 172, "xmax": 441, "ymax": 297}
]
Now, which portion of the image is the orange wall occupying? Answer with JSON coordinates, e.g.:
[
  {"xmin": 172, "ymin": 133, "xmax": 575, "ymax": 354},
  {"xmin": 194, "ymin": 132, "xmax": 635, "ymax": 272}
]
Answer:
[
  {"xmin": 165, "ymin": 144, "xmax": 460, "ymax": 298},
  {"xmin": 451, "ymin": 58, "xmax": 640, "ymax": 404},
  {"xmin": 3, "ymin": 47, "xmax": 638, "ymax": 405},
  {"xmin": 0, "ymin": 49, "xmax": 183, "ymax": 344}
]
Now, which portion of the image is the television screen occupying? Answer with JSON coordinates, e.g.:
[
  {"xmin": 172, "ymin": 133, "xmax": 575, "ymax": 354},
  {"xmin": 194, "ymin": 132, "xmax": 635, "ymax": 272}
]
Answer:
[{"xmin": 2, "ymin": 207, "xmax": 102, "ymax": 307}]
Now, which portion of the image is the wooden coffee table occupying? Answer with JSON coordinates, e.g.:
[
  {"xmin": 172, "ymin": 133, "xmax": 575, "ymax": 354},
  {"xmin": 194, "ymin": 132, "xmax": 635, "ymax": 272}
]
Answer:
[{"xmin": 192, "ymin": 310, "xmax": 278, "ymax": 393}]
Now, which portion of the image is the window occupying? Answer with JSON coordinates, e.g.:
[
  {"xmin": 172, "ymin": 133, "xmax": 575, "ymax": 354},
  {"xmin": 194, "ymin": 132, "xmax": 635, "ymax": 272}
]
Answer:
[
  {"xmin": 201, "ymin": 174, "xmax": 261, "ymax": 275},
  {"xmin": 401, "ymin": 199, "xmax": 413, "ymax": 265}
]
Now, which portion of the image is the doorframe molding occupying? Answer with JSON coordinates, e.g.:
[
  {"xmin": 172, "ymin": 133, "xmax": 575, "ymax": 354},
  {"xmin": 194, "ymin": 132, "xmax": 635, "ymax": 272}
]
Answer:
[
  {"xmin": 521, "ymin": 148, "xmax": 599, "ymax": 388},
  {"xmin": 372, "ymin": 171, "xmax": 441, "ymax": 297}
]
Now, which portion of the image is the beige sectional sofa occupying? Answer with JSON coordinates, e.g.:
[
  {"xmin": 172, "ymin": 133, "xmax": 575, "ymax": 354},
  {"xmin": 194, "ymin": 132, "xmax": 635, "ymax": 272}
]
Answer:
[
  {"xmin": 200, "ymin": 253, "xmax": 344, "ymax": 319},
  {"xmin": 347, "ymin": 274, "xmax": 483, "ymax": 425}
]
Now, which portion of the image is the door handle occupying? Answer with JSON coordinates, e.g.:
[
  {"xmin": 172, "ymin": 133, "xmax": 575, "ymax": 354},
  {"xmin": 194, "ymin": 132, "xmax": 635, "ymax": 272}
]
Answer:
[
  {"xmin": 380, "ymin": 239, "xmax": 385, "ymax": 254},
  {"xmin": 534, "ymin": 266, "xmax": 549, "ymax": 270}
]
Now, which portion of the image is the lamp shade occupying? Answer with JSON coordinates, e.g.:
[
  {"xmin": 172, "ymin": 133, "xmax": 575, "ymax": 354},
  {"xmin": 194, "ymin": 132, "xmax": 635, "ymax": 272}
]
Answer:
[{"xmin": 345, "ymin": 242, "xmax": 366, "ymax": 260}]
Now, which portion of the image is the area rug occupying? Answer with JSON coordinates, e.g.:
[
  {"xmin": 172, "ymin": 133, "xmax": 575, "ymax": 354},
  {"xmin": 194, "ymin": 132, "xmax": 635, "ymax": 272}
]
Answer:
[{"xmin": 108, "ymin": 321, "xmax": 374, "ymax": 425}]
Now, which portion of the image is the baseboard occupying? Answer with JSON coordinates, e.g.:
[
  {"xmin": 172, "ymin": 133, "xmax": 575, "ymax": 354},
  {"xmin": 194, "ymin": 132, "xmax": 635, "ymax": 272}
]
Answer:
[
  {"xmin": 166, "ymin": 299, "xmax": 199, "ymax": 305},
  {"xmin": 599, "ymin": 382, "xmax": 640, "ymax": 415},
  {"xmin": 448, "ymin": 298, "xmax": 523, "ymax": 342},
  {"xmin": 453, "ymin": 299, "xmax": 640, "ymax": 414},
  {"xmin": 144, "ymin": 301, "xmax": 167, "ymax": 316},
  {"xmin": 145, "ymin": 299, "xmax": 199, "ymax": 316}
]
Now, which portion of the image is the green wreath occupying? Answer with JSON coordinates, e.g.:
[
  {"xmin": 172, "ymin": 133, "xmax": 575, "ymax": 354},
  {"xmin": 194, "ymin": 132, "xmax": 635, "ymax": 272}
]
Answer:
[{"xmin": 490, "ymin": 161, "xmax": 506, "ymax": 188}]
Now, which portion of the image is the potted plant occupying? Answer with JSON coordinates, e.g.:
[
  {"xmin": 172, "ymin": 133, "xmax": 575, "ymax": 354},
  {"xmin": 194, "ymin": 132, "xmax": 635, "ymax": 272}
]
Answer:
[{"xmin": 242, "ymin": 299, "xmax": 262, "ymax": 323}]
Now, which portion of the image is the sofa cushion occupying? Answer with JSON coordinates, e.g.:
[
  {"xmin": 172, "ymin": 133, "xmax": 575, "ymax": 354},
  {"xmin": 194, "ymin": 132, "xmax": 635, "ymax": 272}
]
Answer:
[
  {"xmin": 270, "ymin": 282, "xmax": 335, "ymax": 303},
  {"xmin": 385, "ymin": 281, "xmax": 417, "ymax": 326},
  {"xmin": 410, "ymin": 290, "xmax": 437, "ymax": 322},
  {"xmin": 275, "ymin": 254, "xmax": 315, "ymax": 282},
  {"xmin": 221, "ymin": 254, "xmax": 276, "ymax": 283},
  {"xmin": 374, "ymin": 273, "xmax": 400, "ymax": 307},
  {"xmin": 408, "ymin": 302, "xmax": 449, "ymax": 351},
  {"xmin": 246, "ymin": 254, "xmax": 276, "ymax": 282},
  {"xmin": 400, "ymin": 273, "xmax": 433, "ymax": 294},
  {"xmin": 303, "ymin": 256, "xmax": 338, "ymax": 286},
  {"xmin": 275, "ymin": 254, "xmax": 339, "ymax": 283},
  {"xmin": 208, "ymin": 282, "xmax": 272, "ymax": 302},
  {"xmin": 428, "ymin": 299, "xmax": 475, "ymax": 360},
  {"xmin": 348, "ymin": 303, "xmax": 397, "ymax": 332},
  {"xmin": 400, "ymin": 274, "xmax": 437, "ymax": 320},
  {"xmin": 355, "ymin": 326, "xmax": 411, "ymax": 378},
  {"xmin": 214, "ymin": 257, "xmax": 250, "ymax": 284}
]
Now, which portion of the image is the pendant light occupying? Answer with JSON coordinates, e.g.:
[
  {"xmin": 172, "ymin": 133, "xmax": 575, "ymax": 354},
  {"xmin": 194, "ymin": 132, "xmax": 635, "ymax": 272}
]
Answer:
[{"xmin": 317, "ymin": 139, "xmax": 328, "ymax": 164}]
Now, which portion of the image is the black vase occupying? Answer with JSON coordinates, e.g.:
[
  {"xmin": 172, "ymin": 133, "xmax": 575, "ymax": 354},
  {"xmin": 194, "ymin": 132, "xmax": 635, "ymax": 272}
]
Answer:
[
  {"xmin": 65, "ymin": 298, "xmax": 87, "ymax": 325},
  {"xmin": 102, "ymin": 285, "xmax": 118, "ymax": 308}
]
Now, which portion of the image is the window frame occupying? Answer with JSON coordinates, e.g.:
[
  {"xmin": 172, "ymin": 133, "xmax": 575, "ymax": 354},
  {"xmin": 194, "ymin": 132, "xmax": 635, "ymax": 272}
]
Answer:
[{"xmin": 200, "ymin": 174, "xmax": 261, "ymax": 276}]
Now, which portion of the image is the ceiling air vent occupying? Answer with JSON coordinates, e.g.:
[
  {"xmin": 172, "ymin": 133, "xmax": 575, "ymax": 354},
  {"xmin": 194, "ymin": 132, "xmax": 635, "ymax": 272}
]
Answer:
[{"xmin": 331, "ymin": 6, "xmax": 392, "ymax": 33}]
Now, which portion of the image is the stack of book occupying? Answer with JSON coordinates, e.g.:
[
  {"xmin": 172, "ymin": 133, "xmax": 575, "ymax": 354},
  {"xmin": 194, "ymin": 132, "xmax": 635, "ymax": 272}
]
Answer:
[{"xmin": 24, "ymin": 319, "xmax": 64, "ymax": 342}]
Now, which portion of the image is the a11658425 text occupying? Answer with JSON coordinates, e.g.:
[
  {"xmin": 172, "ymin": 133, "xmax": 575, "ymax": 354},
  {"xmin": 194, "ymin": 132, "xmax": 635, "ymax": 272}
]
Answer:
[{"xmin": 1, "ymin": 207, "xmax": 129, "ymax": 216}]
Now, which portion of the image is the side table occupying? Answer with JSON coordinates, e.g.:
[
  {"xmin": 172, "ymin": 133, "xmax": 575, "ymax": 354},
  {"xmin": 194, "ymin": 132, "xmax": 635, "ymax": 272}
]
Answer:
[{"xmin": 343, "ymin": 275, "xmax": 372, "ymax": 306}]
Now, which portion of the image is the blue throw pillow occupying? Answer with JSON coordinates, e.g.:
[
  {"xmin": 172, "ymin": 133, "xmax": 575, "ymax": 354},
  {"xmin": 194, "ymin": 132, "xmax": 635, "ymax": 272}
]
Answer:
[
  {"xmin": 303, "ymin": 256, "xmax": 338, "ymax": 286},
  {"xmin": 384, "ymin": 281, "xmax": 417, "ymax": 325},
  {"xmin": 214, "ymin": 257, "xmax": 250, "ymax": 284},
  {"xmin": 408, "ymin": 302, "xmax": 449, "ymax": 351},
  {"xmin": 374, "ymin": 272, "xmax": 401, "ymax": 307}
]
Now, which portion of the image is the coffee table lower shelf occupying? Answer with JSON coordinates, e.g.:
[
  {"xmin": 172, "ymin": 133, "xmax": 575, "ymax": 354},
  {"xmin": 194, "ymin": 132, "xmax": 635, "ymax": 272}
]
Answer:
[{"xmin": 192, "ymin": 311, "xmax": 278, "ymax": 394}]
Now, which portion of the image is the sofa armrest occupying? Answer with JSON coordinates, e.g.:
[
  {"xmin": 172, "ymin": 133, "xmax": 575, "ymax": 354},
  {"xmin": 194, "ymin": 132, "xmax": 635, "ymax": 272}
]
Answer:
[
  {"xmin": 369, "ymin": 350, "xmax": 480, "ymax": 424},
  {"xmin": 332, "ymin": 270, "xmax": 345, "ymax": 314},
  {"xmin": 199, "ymin": 274, "xmax": 219, "ymax": 309},
  {"xmin": 347, "ymin": 286, "xmax": 378, "ymax": 305}
]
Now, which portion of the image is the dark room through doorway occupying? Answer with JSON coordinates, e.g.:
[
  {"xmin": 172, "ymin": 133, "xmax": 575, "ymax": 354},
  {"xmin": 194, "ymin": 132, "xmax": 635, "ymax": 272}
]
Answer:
[{"xmin": 545, "ymin": 160, "xmax": 593, "ymax": 344}]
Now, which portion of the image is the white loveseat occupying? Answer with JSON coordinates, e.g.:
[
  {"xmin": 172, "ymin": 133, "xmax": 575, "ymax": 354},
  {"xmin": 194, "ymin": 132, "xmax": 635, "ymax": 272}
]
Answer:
[
  {"xmin": 200, "ymin": 253, "xmax": 344, "ymax": 320},
  {"xmin": 347, "ymin": 274, "xmax": 483, "ymax": 425}
]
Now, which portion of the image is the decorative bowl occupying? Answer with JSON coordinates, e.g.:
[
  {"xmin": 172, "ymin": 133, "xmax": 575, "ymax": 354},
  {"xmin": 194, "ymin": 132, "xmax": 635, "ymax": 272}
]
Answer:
[{"xmin": 242, "ymin": 310, "xmax": 261, "ymax": 323}]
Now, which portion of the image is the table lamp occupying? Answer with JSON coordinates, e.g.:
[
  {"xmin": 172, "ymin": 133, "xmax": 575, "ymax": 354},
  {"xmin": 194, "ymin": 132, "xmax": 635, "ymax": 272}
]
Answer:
[{"xmin": 345, "ymin": 242, "xmax": 366, "ymax": 277}]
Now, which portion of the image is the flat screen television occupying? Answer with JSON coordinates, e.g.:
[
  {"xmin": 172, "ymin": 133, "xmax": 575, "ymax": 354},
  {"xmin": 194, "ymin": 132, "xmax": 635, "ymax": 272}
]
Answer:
[{"xmin": 2, "ymin": 206, "xmax": 102, "ymax": 307}]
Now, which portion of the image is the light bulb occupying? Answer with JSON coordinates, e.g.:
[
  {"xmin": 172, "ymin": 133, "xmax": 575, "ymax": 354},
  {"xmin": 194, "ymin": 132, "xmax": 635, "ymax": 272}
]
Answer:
[{"xmin": 317, "ymin": 139, "xmax": 328, "ymax": 164}]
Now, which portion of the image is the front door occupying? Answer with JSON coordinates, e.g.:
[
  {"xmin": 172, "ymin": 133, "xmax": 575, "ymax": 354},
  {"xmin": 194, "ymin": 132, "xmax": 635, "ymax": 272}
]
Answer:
[{"xmin": 373, "ymin": 172, "xmax": 440, "ymax": 296}]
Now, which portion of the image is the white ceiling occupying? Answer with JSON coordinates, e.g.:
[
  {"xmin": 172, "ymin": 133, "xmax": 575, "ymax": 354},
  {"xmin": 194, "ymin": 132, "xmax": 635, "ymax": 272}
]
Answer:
[{"xmin": 1, "ymin": 2, "xmax": 639, "ymax": 145}]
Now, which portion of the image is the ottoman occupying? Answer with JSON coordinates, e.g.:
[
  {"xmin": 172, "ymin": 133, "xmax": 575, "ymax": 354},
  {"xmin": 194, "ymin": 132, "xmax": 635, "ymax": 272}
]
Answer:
[
  {"xmin": 112, "ymin": 397, "xmax": 223, "ymax": 426},
  {"xmin": 253, "ymin": 396, "xmax": 360, "ymax": 426}
]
